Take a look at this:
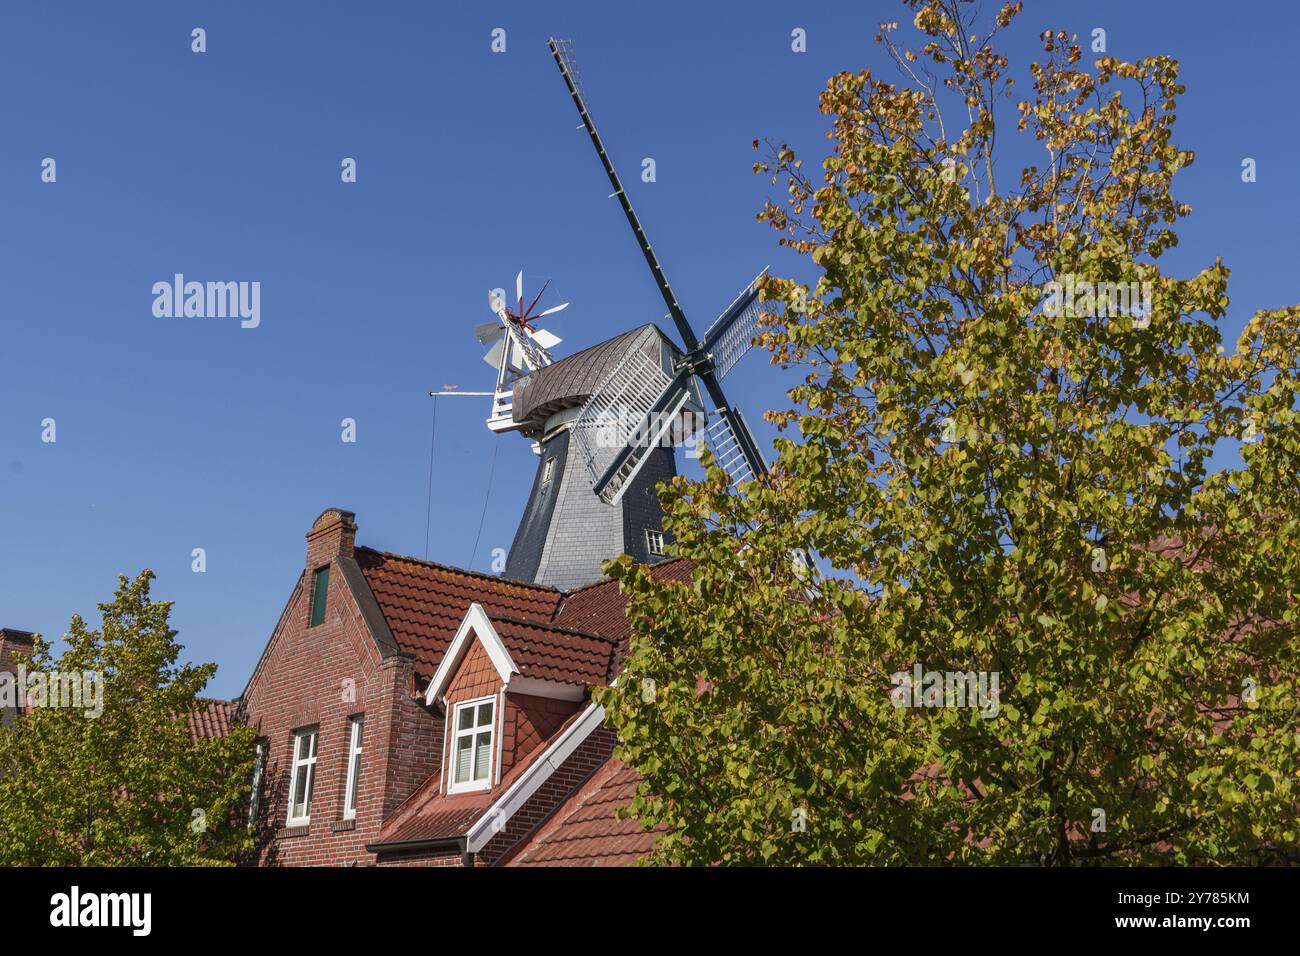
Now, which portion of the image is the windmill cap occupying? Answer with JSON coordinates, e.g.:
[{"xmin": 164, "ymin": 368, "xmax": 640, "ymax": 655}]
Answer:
[{"xmin": 511, "ymin": 324, "xmax": 682, "ymax": 438}]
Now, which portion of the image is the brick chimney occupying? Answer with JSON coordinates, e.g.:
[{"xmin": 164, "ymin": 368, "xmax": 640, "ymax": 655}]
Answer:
[
  {"xmin": 0, "ymin": 628, "xmax": 35, "ymax": 669},
  {"xmin": 1, "ymin": 629, "xmax": 36, "ymax": 725},
  {"xmin": 306, "ymin": 508, "xmax": 357, "ymax": 568}
]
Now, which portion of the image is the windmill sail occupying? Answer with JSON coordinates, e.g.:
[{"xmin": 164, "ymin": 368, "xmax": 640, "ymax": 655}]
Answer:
[
  {"xmin": 704, "ymin": 407, "xmax": 761, "ymax": 486},
  {"xmin": 549, "ymin": 37, "xmax": 772, "ymax": 491},
  {"xmin": 703, "ymin": 269, "xmax": 771, "ymax": 381}
]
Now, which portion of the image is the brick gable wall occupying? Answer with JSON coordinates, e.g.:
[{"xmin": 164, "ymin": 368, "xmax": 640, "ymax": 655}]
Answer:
[
  {"xmin": 237, "ymin": 508, "xmax": 666, "ymax": 868},
  {"xmin": 243, "ymin": 511, "xmax": 441, "ymax": 866}
]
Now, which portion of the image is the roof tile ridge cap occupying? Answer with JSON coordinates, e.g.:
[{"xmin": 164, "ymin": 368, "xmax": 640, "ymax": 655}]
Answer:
[
  {"xmin": 553, "ymin": 556, "xmax": 694, "ymax": 610},
  {"xmin": 354, "ymin": 546, "xmax": 562, "ymax": 595},
  {"xmin": 557, "ymin": 574, "xmax": 618, "ymax": 598},
  {"xmin": 490, "ymin": 612, "xmax": 618, "ymax": 644}
]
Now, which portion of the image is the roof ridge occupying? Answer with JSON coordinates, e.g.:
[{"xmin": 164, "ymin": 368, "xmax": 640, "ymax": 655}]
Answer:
[
  {"xmin": 553, "ymin": 556, "xmax": 693, "ymax": 617},
  {"xmin": 490, "ymin": 612, "xmax": 618, "ymax": 645},
  {"xmin": 355, "ymin": 546, "xmax": 563, "ymax": 595}
]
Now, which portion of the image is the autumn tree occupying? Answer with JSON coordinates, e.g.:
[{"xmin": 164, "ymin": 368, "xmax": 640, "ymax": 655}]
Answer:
[
  {"xmin": 0, "ymin": 571, "xmax": 256, "ymax": 865},
  {"xmin": 598, "ymin": 0, "xmax": 1300, "ymax": 864}
]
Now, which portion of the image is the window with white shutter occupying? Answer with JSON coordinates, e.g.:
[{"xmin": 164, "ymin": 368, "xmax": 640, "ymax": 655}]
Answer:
[{"xmin": 448, "ymin": 697, "xmax": 494, "ymax": 793}]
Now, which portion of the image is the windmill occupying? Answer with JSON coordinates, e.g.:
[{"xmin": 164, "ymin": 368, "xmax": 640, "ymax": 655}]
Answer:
[
  {"xmin": 547, "ymin": 37, "xmax": 775, "ymax": 505},
  {"xmin": 476, "ymin": 270, "xmax": 568, "ymax": 432},
  {"xmin": 471, "ymin": 39, "xmax": 779, "ymax": 590}
]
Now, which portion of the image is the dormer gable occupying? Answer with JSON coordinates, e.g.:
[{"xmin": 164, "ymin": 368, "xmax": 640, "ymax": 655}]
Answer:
[
  {"xmin": 426, "ymin": 604, "xmax": 516, "ymax": 707},
  {"xmin": 427, "ymin": 603, "xmax": 616, "ymax": 796},
  {"xmin": 426, "ymin": 603, "xmax": 615, "ymax": 707}
]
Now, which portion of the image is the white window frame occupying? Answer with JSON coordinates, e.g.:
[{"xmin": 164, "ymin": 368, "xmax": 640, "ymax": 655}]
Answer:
[
  {"xmin": 286, "ymin": 727, "xmax": 319, "ymax": 827},
  {"xmin": 541, "ymin": 457, "xmax": 556, "ymax": 483},
  {"xmin": 645, "ymin": 528, "xmax": 665, "ymax": 556},
  {"xmin": 447, "ymin": 696, "xmax": 495, "ymax": 794},
  {"xmin": 342, "ymin": 715, "xmax": 364, "ymax": 820}
]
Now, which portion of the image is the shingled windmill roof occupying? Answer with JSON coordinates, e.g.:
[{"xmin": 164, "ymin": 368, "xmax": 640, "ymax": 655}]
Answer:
[{"xmin": 511, "ymin": 323, "xmax": 680, "ymax": 437}]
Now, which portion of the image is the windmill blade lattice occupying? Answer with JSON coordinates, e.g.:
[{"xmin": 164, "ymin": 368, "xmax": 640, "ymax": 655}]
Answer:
[
  {"xmin": 572, "ymin": 326, "xmax": 703, "ymax": 504},
  {"xmin": 703, "ymin": 269, "xmax": 774, "ymax": 381},
  {"xmin": 703, "ymin": 409, "xmax": 760, "ymax": 486}
]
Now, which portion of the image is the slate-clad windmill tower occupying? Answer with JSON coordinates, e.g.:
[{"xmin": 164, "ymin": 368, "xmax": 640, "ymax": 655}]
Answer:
[
  {"xmin": 502, "ymin": 324, "xmax": 696, "ymax": 588},
  {"xmin": 480, "ymin": 38, "xmax": 776, "ymax": 590}
]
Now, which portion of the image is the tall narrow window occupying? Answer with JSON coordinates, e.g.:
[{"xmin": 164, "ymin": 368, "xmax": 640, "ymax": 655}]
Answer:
[
  {"xmin": 449, "ymin": 697, "xmax": 494, "ymax": 792},
  {"xmin": 343, "ymin": 715, "xmax": 364, "ymax": 820},
  {"xmin": 248, "ymin": 741, "xmax": 265, "ymax": 828},
  {"xmin": 541, "ymin": 457, "xmax": 556, "ymax": 484},
  {"xmin": 645, "ymin": 529, "xmax": 665, "ymax": 556},
  {"xmin": 287, "ymin": 727, "xmax": 318, "ymax": 826},
  {"xmin": 309, "ymin": 566, "xmax": 330, "ymax": 628}
]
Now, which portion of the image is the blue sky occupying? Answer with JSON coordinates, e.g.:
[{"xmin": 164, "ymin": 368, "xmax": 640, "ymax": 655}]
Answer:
[{"xmin": 1, "ymin": 1, "xmax": 1295, "ymax": 698}]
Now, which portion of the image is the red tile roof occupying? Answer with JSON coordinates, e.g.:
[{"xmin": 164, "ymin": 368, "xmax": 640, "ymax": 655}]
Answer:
[
  {"xmin": 553, "ymin": 558, "xmax": 692, "ymax": 669},
  {"xmin": 349, "ymin": 549, "xmax": 693, "ymax": 863},
  {"xmin": 379, "ymin": 797, "xmax": 493, "ymax": 846},
  {"xmin": 354, "ymin": 548, "xmax": 691, "ymax": 686},
  {"xmin": 355, "ymin": 547, "xmax": 563, "ymax": 681},
  {"xmin": 188, "ymin": 698, "xmax": 240, "ymax": 741},
  {"xmin": 492, "ymin": 616, "xmax": 617, "ymax": 687},
  {"xmin": 506, "ymin": 759, "xmax": 665, "ymax": 867}
]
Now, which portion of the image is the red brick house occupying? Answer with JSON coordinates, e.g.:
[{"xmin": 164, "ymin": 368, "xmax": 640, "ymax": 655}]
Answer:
[{"xmin": 239, "ymin": 507, "xmax": 671, "ymax": 866}]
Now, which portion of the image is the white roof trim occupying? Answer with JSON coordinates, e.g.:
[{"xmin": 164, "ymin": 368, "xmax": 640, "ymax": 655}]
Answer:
[
  {"xmin": 506, "ymin": 674, "xmax": 587, "ymax": 702},
  {"xmin": 424, "ymin": 603, "xmax": 518, "ymax": 705},
  {"xmin": 465, "ymin": 700, "xmax": 606, "ymax": 854}
]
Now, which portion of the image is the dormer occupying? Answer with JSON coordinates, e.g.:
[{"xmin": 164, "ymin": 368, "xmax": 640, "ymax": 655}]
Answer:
[{"xmin": 425, "ymin": 603, "xmax": 616, "ymax": 795}]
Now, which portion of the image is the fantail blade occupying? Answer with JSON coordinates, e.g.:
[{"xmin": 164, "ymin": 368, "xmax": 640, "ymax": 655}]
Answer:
[
  {"xmin": 482, "ymin": 337, "xmax": 506, "ymax": 368},
  {"xmin": 475, "ymin": 320, "xmax": 503, "ymax": 344},
  {"xmin": 530, "ymin": 328, "xmax": 562, "ymax": 350},
  {"xmin": 536, "ymin": 301, "xmax": 569, "ymax": 319}
]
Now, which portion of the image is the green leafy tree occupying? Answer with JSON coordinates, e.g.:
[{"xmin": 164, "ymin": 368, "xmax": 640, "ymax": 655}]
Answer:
[
  {"xmin": 0, "ymin": 571, "xmax": 256, "ymax": 865},
  {"xmin": 598, "ymin": 0, "xmax": 1300, "ymax": 864}
]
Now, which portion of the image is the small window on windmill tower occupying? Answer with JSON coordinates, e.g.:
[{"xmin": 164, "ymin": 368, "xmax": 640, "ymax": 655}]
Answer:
[
  {"xmin": 541, "ymin": 457, "xmax": 556, "ymax": 484},
  {"xmin": 645, "ymin": 529, "xmax": 665, "ymax": 557}
]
